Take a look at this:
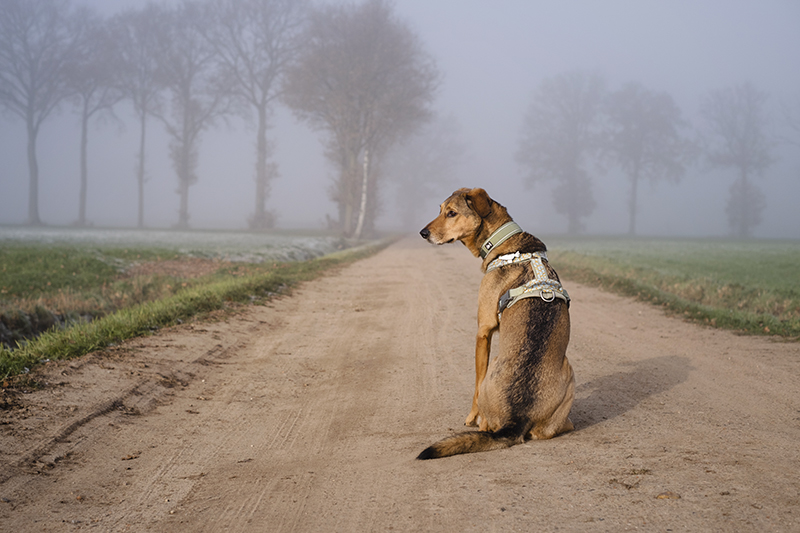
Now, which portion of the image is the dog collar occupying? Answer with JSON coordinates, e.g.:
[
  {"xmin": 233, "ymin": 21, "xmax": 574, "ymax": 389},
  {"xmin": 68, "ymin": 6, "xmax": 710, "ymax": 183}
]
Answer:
[{"xmin": 479, "ymin": 222, "xmax": 523, "ymax": 259}]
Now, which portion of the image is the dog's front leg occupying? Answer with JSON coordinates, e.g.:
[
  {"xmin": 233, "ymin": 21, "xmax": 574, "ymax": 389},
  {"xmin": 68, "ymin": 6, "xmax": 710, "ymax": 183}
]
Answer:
[{"xmin": 466, "ymin": 291, "xmax": 499, "ymax": 426}]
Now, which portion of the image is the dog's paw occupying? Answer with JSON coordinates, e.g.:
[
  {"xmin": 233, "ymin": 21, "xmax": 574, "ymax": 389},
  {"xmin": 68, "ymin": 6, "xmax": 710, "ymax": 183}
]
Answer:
[{"xmin": 464, "ymin": 412, "xmax": 479, "ymax": 427}]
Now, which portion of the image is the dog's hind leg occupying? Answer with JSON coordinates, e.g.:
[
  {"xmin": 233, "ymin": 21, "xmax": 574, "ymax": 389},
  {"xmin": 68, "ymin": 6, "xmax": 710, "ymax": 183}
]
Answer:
[{"xmin": 528, "ymin": 360, "xmax": 575, "ymax": 440}]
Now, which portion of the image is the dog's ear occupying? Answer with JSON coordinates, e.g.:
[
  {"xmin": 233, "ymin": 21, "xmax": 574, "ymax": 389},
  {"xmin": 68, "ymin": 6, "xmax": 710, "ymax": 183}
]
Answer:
[{"xmin": 465, "ymin": 188, "xmax": 493, "ymax": 218}]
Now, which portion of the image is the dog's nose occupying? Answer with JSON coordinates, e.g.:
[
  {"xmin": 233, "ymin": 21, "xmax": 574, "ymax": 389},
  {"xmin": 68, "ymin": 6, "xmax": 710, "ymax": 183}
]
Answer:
[{"xmin": 420, "ymin": 228, "xmax": 430, "ymax": 239}]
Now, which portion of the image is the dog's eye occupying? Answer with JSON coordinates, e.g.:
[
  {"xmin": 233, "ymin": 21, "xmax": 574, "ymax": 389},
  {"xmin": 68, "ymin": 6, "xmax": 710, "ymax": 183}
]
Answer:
[{"xmin": 446, "ymin": 210, "xmax": 457, "ymax": 218}]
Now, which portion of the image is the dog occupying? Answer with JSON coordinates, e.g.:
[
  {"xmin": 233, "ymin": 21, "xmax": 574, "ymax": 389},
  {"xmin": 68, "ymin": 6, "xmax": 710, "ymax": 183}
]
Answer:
[{"xmin": 417, "ymin": 187, "xmax": 575, "ymax": 459}]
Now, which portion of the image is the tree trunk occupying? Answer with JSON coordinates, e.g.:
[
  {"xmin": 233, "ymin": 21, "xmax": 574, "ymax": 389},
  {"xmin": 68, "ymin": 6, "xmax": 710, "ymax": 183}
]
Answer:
[
  {"xmin": 342, "ymin": 151, "xmax": 358, "ymax": 236},
  {"xmin": 353, "ymin": 149, "xmax": 369, "ymax": 240},
  {"xmin": 738, "ymin": 169, "xmax": 749, "ymax": 238},
  {"xmin": 628, "ymin": 166, "xmax": 640, "ymax": 236},
  {"xmin": 251, "ymin": 105, "xmax": 269, "ymax": 230},
  {"xmin": 77, "ymin": 104, "xmax": 90, "ymax": 226},
  {"xmin": 26, "ymin": 115, "xmax": 42, "ymax": 226},
  {"xmin": 567, "ymin": 213, "xmax": 580, "ymax": 235},
  {"xmin": 176, "ymin": 142, "xmax": 191, "ymax": 229},
  {"xmin": 177, "ymin": 174, "xmax": 190, "ymax": 229},
  {"xmin": 137, "ymin": 108, "xmax": 147, "ymax": 229}
]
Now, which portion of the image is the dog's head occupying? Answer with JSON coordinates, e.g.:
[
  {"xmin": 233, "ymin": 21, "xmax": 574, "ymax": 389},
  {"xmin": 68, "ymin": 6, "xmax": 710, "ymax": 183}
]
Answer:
[{"xmin": 420, "ymin": 188, "xmax": 500, "ymax": 254}]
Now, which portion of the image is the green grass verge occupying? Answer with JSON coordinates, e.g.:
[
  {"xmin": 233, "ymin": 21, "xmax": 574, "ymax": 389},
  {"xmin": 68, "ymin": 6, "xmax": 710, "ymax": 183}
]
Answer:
[
  {"xmin": 0, "ymin": 239, "xmax": 392, "ymax": 380},
  {"xmin": 545, "ymin": 237, "xmax": 800, "ymax": 338},
  {"xmin": 0, "ymin": 245, "xmax": 170, "ymax": 299}
]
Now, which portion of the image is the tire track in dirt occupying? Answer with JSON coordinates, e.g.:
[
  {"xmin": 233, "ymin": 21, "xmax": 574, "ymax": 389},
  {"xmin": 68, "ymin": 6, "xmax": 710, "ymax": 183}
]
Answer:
[{"xmin": 166, "ymin": 239, "xmax": 468, "ymax": 532}]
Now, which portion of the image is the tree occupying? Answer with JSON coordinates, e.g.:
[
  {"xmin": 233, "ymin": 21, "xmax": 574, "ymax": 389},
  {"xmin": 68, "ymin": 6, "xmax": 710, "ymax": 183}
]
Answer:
[
  {"xmin": 0, "ymin": 0, "xmax": 85, "ymax": 225},
  {"xmin": 111, "ymin": 4, "xmax": 166, "ymax": 229},
  {"xmin": 700, "ymin": 82, "xmax": 775, "ymax": 237},
  {"xmin": 604, "ymin": 82, "xmax": 693, "ymax": 235},
  {"xmin": 516, "ymin": 71, "xmax": 606, "ymax": 234},
  {"xmin": 204, "ymin": 0, "xmax": 308, "ymax": 230},
  {"xmin": 66, "ymin": 8, "xmax": 122, "ymax": 227},
  {"xmin": 782, "ymin": 94, "xmax": 800, "ymax": 147},
  {"xmin": 152, "ymin": 1, "xmax": 233, "ymax": 229},
  {"xmin": 383, "ymin": 114, "xmax": 465, "ymax": 230},
  {"xmin": 283, "ymin": 0, "xmax": 438, "ymax": 238}
]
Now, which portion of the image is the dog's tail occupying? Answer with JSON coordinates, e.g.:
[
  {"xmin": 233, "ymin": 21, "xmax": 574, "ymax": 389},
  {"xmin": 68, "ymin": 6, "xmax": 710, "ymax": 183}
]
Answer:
[{"xmin": 417, "ymin": 423, "xmax": 528, "ymax": 460}]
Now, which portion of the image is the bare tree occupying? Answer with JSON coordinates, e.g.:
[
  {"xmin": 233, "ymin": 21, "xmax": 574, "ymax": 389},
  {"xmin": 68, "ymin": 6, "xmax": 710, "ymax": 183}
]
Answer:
[
  {"xmin": 204, "ymin": 0, "xmax": 308, "ymax": 230},
  {"xmin": 0, "ymin": 0, "xmax": 85, "ymax": 225},
  {"xmin": 383, "ymin": 114, "xmax": 465, "ymax": 230},
  {"xmin": 516, "ymin": 71, "xmax": 606, "ymax": 234},
  {"xmin": 604, "ymin": 82, "xmax": 694, "ymax": 235},
  {"xmin": 66, "ymin": 9, "xmax": 123, "ymax": 227},
  {"xmin": 152, "ymin": 1, "xmax": 233, "ymax": 229},
  {"xmin": 283, "ymin": 0, "xmax": 438, "ymax": 238},
  {"xmin": 111, "ymin": 4, "xmax": 166, "ymax": 229},
  {"xmin": 700, "ymin": 82, "xmax": 775, "ymax": 238}
]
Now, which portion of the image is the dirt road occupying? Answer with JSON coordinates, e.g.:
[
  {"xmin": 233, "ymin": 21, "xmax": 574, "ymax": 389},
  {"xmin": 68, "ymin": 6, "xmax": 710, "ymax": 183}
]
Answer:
[{"xmin": 1, "ymin": 238, "xmax": 799, "ymax": 532}]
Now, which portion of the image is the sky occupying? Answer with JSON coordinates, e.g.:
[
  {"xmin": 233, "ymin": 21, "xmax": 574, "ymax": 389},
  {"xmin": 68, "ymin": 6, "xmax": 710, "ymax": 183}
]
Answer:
[{"xmin": 1, "ymin": 0, "xmax": 799, "ymax": 238}]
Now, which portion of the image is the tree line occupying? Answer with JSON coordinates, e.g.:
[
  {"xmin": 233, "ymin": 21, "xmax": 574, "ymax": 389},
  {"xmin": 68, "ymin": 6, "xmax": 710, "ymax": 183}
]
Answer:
[
  {"xmin": 516, "ymin": 71, "xmax": 798, "ymax": 238},
  {"xmin": 0, "ymin": 0, "xmax": 437, "ymax": 238},
  {"xmin": 2, "ymin": 1, "xmax": 796, "ymax": 238}
]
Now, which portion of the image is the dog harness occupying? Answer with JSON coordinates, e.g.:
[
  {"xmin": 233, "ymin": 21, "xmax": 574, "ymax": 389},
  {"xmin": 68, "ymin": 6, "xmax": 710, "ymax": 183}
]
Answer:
[{"xmin": 486, "ymin": 251, "xmax": 571, "ymax": 319}]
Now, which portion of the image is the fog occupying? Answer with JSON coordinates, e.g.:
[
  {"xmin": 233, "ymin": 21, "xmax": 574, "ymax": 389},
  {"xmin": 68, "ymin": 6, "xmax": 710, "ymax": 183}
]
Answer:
[{"xmin": 1, "ymin": 0, "xmax": 799, "ymax": 238}]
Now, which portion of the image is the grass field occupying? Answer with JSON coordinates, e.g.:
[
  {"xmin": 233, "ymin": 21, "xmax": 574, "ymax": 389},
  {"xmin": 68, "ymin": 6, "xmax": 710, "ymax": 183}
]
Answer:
[
  {"xmin": 2, "ymin": 231, "xmax": 797, "ymax": 379},
  {"xmin": 0, "ymin": 227, "xmax": 387, "ymax": 379},
  {"xmin": 545, "ymin": 236, "xmax": 800, "ymax": 338}
]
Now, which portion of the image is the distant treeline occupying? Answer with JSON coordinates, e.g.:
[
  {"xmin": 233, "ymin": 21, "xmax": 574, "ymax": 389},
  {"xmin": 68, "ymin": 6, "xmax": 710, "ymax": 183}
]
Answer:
[
  {"xmin": 0, "ymin": 0, "xmax": 437, "ymax": 238},
  {"xmin": 1, "ymin": 1, "xmax": 798, "ymax": 237},
  {"xmin": 516, "ymin": 73, "xmax": 793, "ymax": 238}
]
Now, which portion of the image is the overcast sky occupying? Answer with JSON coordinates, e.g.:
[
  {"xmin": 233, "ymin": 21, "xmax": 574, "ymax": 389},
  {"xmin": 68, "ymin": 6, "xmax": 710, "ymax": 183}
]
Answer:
[{"xmin": 1, "ymin": 0, "xmax": 799, "ymax": 238}]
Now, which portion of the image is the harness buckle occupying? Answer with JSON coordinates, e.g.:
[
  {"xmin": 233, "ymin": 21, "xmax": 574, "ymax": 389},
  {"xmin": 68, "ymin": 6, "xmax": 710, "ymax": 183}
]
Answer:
[{"xmin": 540, "ymin": 290, "xmax": 555, "ymax": 302}]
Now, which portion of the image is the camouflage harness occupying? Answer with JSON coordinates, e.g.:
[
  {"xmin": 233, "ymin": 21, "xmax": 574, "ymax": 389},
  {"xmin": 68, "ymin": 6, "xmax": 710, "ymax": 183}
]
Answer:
[{"xmin": 485, "ymin": 247, "xmax": 571, "ymax": 320}]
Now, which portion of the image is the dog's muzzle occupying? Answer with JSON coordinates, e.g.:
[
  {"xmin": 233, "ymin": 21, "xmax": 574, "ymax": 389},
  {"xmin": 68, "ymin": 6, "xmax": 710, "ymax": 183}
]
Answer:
[{"xmin": 419, "ymin": 228, "xmax": 430, "ymax": 240}]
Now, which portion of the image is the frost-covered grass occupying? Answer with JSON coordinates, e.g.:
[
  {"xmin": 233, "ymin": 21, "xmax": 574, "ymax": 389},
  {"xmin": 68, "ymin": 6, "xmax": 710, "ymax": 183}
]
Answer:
[
  {"xmin": 545, "ymin": 236, "xmax": 800, "ymax": 337},
  {"xmin": 0, "ymin": 239, "xmax": 391, "ymax": 379},
  {"xmin": 0, "ymin": 226, "xmax": 348, "ymax": 263}
]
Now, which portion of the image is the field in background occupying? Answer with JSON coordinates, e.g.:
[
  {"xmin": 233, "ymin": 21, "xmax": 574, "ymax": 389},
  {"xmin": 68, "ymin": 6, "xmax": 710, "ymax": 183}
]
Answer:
[
  {"xmin": 546, "ymin": 236, "xmax": 800, "ymax": 337},
  {"xmin": 3, "ymin": 231, "xmax": 798, "ymax": 378},
  {"xmin": 0, "ymin": 226, "xmax": 348, "ymax": 263},
  {"xmin": 1, "ymin": 227, "xmax": 373, "ymax": 377}
]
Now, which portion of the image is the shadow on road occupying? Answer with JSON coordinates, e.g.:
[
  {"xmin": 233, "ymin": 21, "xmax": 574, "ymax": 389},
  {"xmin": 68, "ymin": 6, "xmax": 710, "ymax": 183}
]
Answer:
[{"xmin": 570, "ymin": 355, "xmax": 692, "ymax": 431}]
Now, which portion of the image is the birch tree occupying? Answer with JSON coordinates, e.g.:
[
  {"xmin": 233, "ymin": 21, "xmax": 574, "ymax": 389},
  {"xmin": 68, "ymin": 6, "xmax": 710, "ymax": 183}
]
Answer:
[{"xmin": 283, "ymin": 0, "xmax": 437, "ymax": 238}]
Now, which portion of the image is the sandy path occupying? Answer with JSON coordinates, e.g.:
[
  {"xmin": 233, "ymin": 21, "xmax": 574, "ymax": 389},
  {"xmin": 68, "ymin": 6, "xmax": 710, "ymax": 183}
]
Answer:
[{"xmin": 1, "ymin": 238, "xmax": 798, "ymax": 532}]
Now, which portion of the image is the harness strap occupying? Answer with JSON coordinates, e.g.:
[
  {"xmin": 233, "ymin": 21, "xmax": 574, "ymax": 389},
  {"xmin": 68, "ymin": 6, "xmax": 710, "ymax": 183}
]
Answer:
[
  {"xmin": 487, "ymin": 250, "xmax": 571, "ymax": 319},
  {"xmin": 479, "ymin": 222, "xmax": 523, "ymax": 259},
  {"xmin": 486, "ymin": 251, "xmax": 546, "ymax": 273},
  {"xmin": 498, "ymin": 281, "xmax": 571, "ymax": 317}
]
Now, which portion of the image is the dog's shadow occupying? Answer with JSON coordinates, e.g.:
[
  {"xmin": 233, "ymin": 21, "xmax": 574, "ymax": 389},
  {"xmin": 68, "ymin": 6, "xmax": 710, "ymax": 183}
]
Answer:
[{"xmin": 570, "ymin": 355, "xmax": 692, "ymax": 431}]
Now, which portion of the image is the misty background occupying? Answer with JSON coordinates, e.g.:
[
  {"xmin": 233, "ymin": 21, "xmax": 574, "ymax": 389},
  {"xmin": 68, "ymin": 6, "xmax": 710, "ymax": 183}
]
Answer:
[{"xmin": 1, "ymin": 0, "xmax": 799, "ymax": 239}]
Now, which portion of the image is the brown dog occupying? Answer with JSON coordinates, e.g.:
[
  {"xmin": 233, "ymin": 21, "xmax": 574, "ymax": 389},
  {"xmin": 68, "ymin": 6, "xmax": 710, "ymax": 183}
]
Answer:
[{"xmin": 417, "ymin": 188, "xmax": 575, "ymax": 459}]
